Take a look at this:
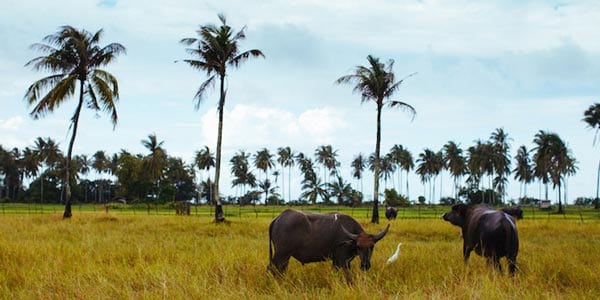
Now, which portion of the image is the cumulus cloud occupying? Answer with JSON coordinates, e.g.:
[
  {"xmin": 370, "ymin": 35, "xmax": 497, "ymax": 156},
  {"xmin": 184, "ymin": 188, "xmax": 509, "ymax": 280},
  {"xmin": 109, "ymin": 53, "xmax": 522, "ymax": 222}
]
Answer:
[
  {"xmin": 0, "ymin": 116, "xmax": 24, "ymax": 131},
  {"xmin": 199, "ymin": 104, "xmax": 347, "ymax": 150}
]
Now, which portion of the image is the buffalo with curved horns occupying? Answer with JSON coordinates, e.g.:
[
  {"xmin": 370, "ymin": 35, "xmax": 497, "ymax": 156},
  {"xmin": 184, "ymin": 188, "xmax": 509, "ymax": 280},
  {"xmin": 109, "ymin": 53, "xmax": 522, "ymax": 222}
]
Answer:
[
  {"xmin": 268, "ymin": 209, "xmax": 390, "ymax": 277},
  {"xmin": 443, "ymin": 204, "xmax": 519, "ymax": 274}
]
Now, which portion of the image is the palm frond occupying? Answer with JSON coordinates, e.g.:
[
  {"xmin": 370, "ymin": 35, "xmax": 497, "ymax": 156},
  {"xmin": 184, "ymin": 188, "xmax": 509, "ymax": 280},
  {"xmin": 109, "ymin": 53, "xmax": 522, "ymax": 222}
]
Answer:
[
  {"xmin": 388, "ymin": 101, "xmax": 416, "ymax": 121},
  {"xmin": 230, "ymin": 49, "xmax": 264, "ymax": 67},
  {"xmin": 194, "ymin": 75, "xmax": 216, "ymax": 110},
  {"xmin": 180, "ymin": 38, "xmax": 198, "ymax": 46},
  {"xmin": 24, "ymin": 74, "xmax": 67, "ymax": 104},
  {"xmin": 29, "ymin": 75, "xmax": 78, "ymax": 119},
  {"xmin": 86, "ymin": 83, "xmax": 101, "ymax": 110}
]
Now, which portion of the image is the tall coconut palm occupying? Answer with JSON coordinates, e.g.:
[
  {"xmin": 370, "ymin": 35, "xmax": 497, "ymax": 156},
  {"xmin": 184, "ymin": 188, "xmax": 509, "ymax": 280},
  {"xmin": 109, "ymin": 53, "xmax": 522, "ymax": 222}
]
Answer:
[
  {"xmin": 254, "ymin": 148, "xmax": 274, "ymax": 204},
  {"xmin": 351, "ymin": 153, "xmax": 366, "ymax": 197},
  {"xmin": 380, "ymin": 154, "xmax": 396, "ymax": 189},
  {"xmin": 180, "ymin": 14, "xmax": 264, "ymax": 222},
  {"xmin": 33, "ymin": 137, "xmax": 61, "ymax": 204},
  {"xmin": 141, "ymin": 133, "xmax": 167, "ymax": 205},
  {"xmin": 20, "ymin": 147, "xmax": 39, "ymax": 183},
  {"xmin": 277, "ymin": 146, "xmax": 295, "ymax": 203},
  {"xmin": 513, "ymin": 145, "xmax": 533, "ymax": 200},
  {"xmin": 466, "ymin": 140, "xmax": 488, "ymax": 203},
  {"xmin": 490, "ymin": 128, "xmax": 512, "ymax": 203},
  {"xmin": 24, "ymin": 26, "xmax": 125, "ymax": 218},
  {"xmin": 195, "ymin": 146, "xmax": 215, "ymax": 203},
  {"xmin": 336, "ymin": 55, "xmax": 416, "ymax": 223},
  {"xmin": 76, "ymin": 154, "xmax": 92, "ymax": 203},
  {"xmin": 398, "ymin": 147, "xmax": 414, "ymax": 200},
  {"xmin": 388, "ymin": 145, "xmax": 405, "ymax": 193},
  {"xmin": 583, "ymin": 103, "xmax": 600, "ymax": 208},
  {"xmin": 301, "ymin": 176, "xmax": 328, "ymax": 205},
  {"xmin": 416, "ymin": 149, "xmax": 438, "ymax": 204},
  {"xmin": 315, "ymin": 145, "xmax": 339, "ymax": 184},
  {"xmin": 328, "ymin": 175, "xmax": 353, "ymax": 205},
  {"xmin": 443, "ymin": 141, "xmax": 466, "ymax": 201},
  {"xmin": 532, "ymin": 131, "xmax": 576, "ymax": 213},
  {"xmin": 230, "ymin": 150, "xmax": 255, "ymax": 197},
  {"xmin": 92, "ymin": 150, "xmax": 109, "ymax": 203}
]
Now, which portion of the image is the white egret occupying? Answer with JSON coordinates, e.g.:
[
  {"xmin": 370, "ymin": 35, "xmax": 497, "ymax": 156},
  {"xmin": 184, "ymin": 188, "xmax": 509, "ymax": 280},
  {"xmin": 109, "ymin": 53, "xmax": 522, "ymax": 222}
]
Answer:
[{"xmin": 386, "ymin": 242, "xmax": 402, "ymax": 265}]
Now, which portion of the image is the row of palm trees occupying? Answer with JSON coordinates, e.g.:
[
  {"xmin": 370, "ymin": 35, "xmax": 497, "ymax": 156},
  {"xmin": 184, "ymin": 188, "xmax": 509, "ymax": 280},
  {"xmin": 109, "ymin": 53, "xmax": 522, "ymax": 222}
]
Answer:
[{"xmin": 1, "ymin": 127, "xmax": 578, "ymax": 216}]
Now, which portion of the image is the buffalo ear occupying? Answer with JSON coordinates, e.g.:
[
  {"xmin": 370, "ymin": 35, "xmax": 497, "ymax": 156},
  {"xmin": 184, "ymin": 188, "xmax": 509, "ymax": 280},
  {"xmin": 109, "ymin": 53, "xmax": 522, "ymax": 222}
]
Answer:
[
  {"xmin": 453, "ymin": 204, "xmax": 469, "ymax": 217},
  {"xmin": 373, "ymin": 224, "xmax": 390, "ymax": 243}
]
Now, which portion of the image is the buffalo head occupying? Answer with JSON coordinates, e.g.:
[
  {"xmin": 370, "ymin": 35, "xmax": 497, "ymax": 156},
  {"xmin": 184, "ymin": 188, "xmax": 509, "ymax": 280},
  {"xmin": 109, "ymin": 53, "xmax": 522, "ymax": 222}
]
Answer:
[
  {"xmin": 442, "ymin": 203, "xmax": 469, "ymax": 227},
  {"xmin": 341, "ymin": 224, "xmax": 390, "ymax": 271}
]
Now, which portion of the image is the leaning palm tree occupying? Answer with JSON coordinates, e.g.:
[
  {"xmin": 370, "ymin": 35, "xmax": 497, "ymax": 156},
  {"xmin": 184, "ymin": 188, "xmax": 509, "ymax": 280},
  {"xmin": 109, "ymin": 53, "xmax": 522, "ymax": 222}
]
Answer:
[
  {"xmin": 583, "ymin": 103, "xmax": 600, "ymax": 208},
  {"xmin": 180, "ymin": 14, "xmax": 264, "ymax": 222},
  {"xmin": 24, "ymin": 26, "xmax": 125, "ymax": 218},
  {"xmin": 336, "ymin": 55, "xmax": 416, "ymax": 223}
]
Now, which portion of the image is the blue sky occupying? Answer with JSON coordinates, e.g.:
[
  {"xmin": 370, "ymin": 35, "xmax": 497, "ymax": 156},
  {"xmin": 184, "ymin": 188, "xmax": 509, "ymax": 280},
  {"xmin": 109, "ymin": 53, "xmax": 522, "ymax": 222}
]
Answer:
[{"xmin": 1, "ymin": 0, "xmax": 599, "ymax": 203}]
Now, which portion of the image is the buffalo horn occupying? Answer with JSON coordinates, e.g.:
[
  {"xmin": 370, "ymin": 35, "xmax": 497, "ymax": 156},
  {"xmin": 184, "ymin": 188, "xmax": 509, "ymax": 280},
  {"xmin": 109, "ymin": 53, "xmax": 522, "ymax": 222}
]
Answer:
[
  {"xmin": 373, "ymin": 224, "xmax": 390, "ymax": 242},
  {"xmin": 341, "ymin": 225, "xmax": 358, "ymax": 241}
]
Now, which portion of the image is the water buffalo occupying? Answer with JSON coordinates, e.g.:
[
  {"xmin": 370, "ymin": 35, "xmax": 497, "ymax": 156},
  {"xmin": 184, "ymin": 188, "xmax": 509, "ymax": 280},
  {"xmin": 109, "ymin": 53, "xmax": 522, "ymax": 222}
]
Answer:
[
  {"xmin": 268, "ymin": 209, "xmax": 389, "ymax": 278},
  {"xmin": 385, "ymin": 206, "xmax": 398, "ymax": 220},
  {"xmin": 443, "ymin": 204, "xmax": 519, "ymax": 274},
  {"xmin": 501, "ymin": 206, "xmax": 523, "ymax": 220}
]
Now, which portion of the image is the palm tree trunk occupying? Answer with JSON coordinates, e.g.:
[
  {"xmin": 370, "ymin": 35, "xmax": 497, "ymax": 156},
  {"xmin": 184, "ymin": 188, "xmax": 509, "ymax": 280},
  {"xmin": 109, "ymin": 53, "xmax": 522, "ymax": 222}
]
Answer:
[
  {"xmin": 372, "ymin": 104, "xmax": 383, "ymax": 224},
  {"xmin": 63, "ymin": 81, "xmax": 85, "ymax": 219},
  {"xmin": 288, "ymin": 166, "xmax": 292, "ymax": 203},
  {"xmin": 406, "ymin": 170, "xmax": 410, "ymax": 202},
  {"xmin": 596, "ymin": 160, "xmax": 600, "ymax": 209},
  {"xmin": 557, "ymin": 182, "xmax": 563, "ymax": 214},
  {"xmin": 281, "ymin": 166, "xmax": 285, "ymax": 204},
  {"xmin": 213, "ymin": 75, "xmax": 226, "ymax": 222}
]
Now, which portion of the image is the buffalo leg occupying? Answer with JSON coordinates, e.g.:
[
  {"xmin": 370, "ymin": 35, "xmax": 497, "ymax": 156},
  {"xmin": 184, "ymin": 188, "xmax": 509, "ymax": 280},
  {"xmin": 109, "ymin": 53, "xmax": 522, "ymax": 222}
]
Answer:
[
  {"xmin": 507, "ymin": 255, "xmax": 517, "ymax": 275},
  {"xmin": 486, "ymin": 256, "xmax": 502, "ymax": 272},
  {"xmin": 332, "ymin": 259, "xmax": 353, "ymax": 283},
  {"xmin": 463, "ymin": 244, "xmax": 472, "ymax": 263},
  {"xmin": 268, "ymin": 253, "xmax": 290, "ymax": 275}
]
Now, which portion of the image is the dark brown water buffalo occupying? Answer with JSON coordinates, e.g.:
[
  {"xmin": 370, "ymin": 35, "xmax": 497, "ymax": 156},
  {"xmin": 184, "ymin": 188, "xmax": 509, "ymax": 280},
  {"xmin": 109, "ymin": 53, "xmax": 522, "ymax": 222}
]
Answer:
[
  {"xmin": 268, "ymin": 209, "xmax": 389, "ymax": 277},
  {"xmin": 385, "ymin": 206, "xmax": 398, "ymax": 220},
  {"xmin": 501, "ymin": 206, "xmax": 523, "ymax": 220},
  {"xmin": 443, "ymin": 204, "xmax": 519, "ymax": 274}
]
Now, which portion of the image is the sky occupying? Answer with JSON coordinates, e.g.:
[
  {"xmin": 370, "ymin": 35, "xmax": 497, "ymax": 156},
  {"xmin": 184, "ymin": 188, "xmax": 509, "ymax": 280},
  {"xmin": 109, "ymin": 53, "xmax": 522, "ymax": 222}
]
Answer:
[{"xmin": 1, "ymin": 0, "xmax": 600, "ymax": 203}]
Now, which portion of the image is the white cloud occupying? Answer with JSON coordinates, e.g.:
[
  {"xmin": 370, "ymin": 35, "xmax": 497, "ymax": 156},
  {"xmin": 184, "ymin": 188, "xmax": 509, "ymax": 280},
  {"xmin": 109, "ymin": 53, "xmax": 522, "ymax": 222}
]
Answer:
[
  {"xmin": 0, "ymin": 116, "xmax": 24, "ymax": 131},
  {"xmin": 200, "ymin": 104, "xmax": 347, "ymax": 150}
]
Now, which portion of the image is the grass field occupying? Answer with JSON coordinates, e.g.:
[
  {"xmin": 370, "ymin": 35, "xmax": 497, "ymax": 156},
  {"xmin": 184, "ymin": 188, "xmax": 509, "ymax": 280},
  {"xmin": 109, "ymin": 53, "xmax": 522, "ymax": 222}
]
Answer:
[{"xmin": 0, "ymin": 205, "xmax": 599, "ymax": 299}]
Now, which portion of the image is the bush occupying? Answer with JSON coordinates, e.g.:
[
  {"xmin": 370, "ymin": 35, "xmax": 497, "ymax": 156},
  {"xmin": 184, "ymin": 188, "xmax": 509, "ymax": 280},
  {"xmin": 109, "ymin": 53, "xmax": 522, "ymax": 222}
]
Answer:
[
  {"xmin": 439, "ymin": 197, "xmax": 457, "ymax": 206},
  {"xmin": 384, "ymin": 188, "xmax": 409, "ymax": 207}
]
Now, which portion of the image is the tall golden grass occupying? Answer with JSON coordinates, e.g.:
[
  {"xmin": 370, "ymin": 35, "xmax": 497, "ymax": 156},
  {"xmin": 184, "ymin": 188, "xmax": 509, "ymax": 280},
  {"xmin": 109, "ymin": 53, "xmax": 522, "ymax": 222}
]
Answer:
[{"xmin": 0, "ymin": 212, "xmax": 598, "ymax": 299}]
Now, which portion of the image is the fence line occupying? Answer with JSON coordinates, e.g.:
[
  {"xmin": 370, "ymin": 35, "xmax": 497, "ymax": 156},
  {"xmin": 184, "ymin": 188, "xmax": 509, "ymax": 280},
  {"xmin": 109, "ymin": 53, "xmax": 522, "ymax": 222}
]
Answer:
[{"xmin": 0, "ymin": 203, "xmax": 599, "ymax": 221}]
